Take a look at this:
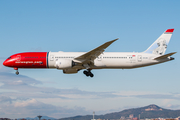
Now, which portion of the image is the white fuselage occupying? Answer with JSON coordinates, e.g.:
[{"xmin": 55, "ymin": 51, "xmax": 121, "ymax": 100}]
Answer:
[{"xmin": 48, "ymin": 51, "xmax": 170, "ymax": 70}]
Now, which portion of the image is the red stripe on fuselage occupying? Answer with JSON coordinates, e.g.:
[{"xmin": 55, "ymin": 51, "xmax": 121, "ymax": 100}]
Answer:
[{"xmin": 3, "ymin": 52, "xmax": 48, "ymax": 68}]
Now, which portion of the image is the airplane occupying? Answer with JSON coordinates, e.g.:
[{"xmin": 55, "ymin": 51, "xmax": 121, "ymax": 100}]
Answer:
[{"xmin": 3, "ymin": 29, "xmax": 176, "ymax": 77}]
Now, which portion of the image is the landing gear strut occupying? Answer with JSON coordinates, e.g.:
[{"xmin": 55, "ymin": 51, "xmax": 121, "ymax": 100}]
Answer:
[
  {"xmin": 14, "ymin": 67, "xmax": 19, "ymax": 75},
  {"xmin": 83, "ymin": 70, "xmax": 94, "ymax": 77}
]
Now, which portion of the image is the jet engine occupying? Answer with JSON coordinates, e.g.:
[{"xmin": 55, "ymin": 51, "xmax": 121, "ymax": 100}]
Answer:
[{"xmin": 55, "ymin": 59, "xmax": 75, "ymax": 69}]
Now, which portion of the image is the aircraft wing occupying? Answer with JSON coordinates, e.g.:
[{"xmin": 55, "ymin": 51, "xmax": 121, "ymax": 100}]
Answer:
[{"xmin": 74, "ymin": 38, "xmax": 118, "ymax": 64}]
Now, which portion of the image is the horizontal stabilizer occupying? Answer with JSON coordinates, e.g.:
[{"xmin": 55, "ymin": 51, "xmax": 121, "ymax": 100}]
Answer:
[{"xmin": 154, "ymin": 52, "xmax": 176, "ymax": 60}]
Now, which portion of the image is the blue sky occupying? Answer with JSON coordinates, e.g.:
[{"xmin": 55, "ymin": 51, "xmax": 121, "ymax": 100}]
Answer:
[{"xmin": 0, "ymin": 0, "xmax": 180, "ymax": 119}]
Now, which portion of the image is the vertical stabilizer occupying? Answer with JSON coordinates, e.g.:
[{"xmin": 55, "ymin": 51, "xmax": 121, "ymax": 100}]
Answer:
[{"xmin": 144, "ymin": 29, "xmax": 174, "ymax": 55}]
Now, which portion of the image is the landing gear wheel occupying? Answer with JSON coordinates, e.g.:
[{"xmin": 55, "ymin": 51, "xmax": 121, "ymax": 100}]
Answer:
[
  {"xmin": 83, "ymin": 71, "xmax": 89, "ymax": 76},
  {"xmin": 83, "ymin": 70, "xmax": 94, "ymax": 77},
  {"xmin": 16, "ymin": 71, "xmax": 19, "ymax": 75},
  {"xmin": 90, "ymin": 73, "xmax": 94, "ymax": 77},
  {"xmin": 83, "ymin": 70, "xmax": 88, "ymax": 75}
]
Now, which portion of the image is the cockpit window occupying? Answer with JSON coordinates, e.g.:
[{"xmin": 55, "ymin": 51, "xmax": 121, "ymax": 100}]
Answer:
[{"xmin": 8, "ymin": 57, "xmax": 11, "ymax": 59}]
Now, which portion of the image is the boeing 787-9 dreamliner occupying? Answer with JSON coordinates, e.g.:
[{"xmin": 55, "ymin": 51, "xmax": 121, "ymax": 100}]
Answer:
[{"xmin": 3, "ymin": 29, "xmax": 176, "ymax": 77}]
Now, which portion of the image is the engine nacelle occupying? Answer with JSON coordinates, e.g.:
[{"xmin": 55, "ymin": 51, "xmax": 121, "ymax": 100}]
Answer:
[
  {"xmin": 55, "ymin": 59, "xmax": 75, "ymax": 69},
  {"xmin": 63, "ymin": 69, "xmax": 78, "ymax": 74}
]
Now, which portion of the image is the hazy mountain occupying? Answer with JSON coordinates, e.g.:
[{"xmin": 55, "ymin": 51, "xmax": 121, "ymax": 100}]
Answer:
[
  {"xmin": 18, "ymin": 116, "xmax": 56, "ymax": 120},
  {"xmin": 59, "ymin": 104, "xmax": 180, "ymax": 120}
]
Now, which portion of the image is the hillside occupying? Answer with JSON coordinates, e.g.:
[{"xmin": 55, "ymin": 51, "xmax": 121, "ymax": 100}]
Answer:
[{"xmin": 59, "ymin": 104, "xmax": 180, "ymax": 120}]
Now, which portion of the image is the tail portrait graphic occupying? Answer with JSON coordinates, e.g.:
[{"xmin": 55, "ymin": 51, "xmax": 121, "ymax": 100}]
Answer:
[{"xmin": 144, "ymin": 29, "xmax": 174, "ymax": 55}]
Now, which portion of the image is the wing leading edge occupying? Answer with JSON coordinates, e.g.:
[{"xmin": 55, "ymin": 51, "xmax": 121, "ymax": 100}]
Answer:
[{"xmin": 74, "ymin": 38, "xmax": 119, "ymax": 64}]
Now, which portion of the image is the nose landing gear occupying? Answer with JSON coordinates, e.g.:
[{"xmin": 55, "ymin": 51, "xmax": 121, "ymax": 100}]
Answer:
[
  {"xmin": 83, "ymin": 70, "xmax": 94, "ymax": 77},
  {"xmin": 16, "ymin": 71, "xmax": 19, "ymax": 75},
  {"xmin": 14, "ymin": 67, "xmax": 19, "ymax": 75}
]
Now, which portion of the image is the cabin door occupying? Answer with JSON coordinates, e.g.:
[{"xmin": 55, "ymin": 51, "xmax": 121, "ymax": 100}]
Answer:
[{"xmin": 138, "ymin": 55, "xmax": 142, "ymax": 62}]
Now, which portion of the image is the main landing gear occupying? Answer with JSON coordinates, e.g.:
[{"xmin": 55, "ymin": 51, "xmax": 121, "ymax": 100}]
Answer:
[
  {"xmin": 83, "ymin": 70, "xmax": 94, "ymax": 77},
  {"xmin": 14, "ymin": 67, "xmax": 19, "ymax": 75}
]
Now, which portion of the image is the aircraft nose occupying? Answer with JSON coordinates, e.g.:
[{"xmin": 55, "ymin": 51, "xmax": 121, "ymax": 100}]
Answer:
[
  {"xmin": 3, "ymin": 56, "xmax": 15, "ymax": 67},
  {"xmin": 3, "ymin": 59, "xmax": 11, "ymax": 67},
  {"xmin": 3, "ymin": 60, "xmax": 8, "ymax": 66}
]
